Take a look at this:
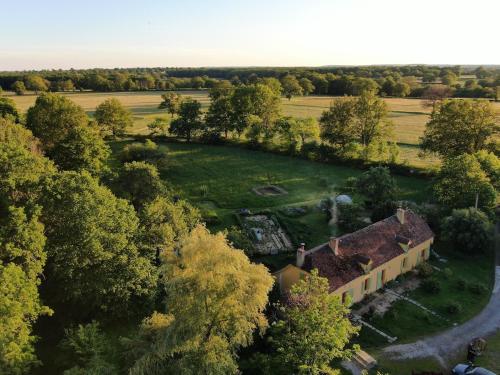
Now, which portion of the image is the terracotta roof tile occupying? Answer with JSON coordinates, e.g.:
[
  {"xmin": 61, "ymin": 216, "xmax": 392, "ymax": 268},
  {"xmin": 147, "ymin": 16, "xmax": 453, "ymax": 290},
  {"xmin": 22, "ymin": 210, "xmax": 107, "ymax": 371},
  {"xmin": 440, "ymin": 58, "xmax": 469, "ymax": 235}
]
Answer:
[{"xmin": 302, "ymin": 210, "xmax": 434, "ymax": 291}]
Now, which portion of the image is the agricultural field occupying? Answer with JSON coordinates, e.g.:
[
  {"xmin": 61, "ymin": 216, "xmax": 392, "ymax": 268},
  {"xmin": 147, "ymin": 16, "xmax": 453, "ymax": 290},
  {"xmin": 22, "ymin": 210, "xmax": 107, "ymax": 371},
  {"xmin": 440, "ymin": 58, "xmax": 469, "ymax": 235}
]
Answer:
[{"xmin": 7, "ymin": 91, "xmax": 499, "ymax": 168}]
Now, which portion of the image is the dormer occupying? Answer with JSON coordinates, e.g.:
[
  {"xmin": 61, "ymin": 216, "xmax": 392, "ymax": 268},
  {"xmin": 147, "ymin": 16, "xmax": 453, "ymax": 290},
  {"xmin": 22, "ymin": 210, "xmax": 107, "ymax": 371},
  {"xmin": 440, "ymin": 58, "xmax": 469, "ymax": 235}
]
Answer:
[
  {"xmin": 395, "ymin": 235, "xmax": 412, "ymax": 252},
  {"xmin": 354, "ymin": 253, "xmax": 372, "ymax": 274}
]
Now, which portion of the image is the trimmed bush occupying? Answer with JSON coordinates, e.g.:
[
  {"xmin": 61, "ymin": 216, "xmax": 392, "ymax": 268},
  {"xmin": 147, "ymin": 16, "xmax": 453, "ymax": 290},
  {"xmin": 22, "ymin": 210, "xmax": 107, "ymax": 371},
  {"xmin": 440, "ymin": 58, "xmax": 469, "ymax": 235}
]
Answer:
[
  {"xmin": 445, "ymin": 301, "xmax": 462, "ymax": 315},
  {"xmin": 456, "ymin": 278, "xmax": 467, "ymax": 290},
  {"xmin": 418, "ymin": 263, "xmax": 434, "ymax": 279},
  {"xmin": 468, "ymin": 283, "xmax": 487, "ymax": 296},
  {"xmin": 422, "ymin": 279, "xmax": 441, "ymax": 294}
]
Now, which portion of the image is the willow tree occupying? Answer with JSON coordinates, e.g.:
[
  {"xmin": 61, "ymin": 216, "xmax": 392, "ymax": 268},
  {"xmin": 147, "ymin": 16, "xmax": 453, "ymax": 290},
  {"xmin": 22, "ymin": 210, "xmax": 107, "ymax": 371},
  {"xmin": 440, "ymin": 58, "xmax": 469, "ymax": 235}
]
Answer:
[{"xmin": 129, "ymin": 226, "xmax": 274, "ymax": 375}]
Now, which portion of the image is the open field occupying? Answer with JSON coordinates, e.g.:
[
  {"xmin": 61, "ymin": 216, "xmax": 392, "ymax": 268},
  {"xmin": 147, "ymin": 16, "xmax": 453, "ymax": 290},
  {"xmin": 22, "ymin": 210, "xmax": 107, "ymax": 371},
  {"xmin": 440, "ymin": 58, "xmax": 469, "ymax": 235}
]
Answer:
[
  {"xmin": 7, "ymin": 91, "xmax": 499, "ymax": 169},
  {"xmin": 110, "ymin": 141, "xmax": 431, "ymax": 251}
]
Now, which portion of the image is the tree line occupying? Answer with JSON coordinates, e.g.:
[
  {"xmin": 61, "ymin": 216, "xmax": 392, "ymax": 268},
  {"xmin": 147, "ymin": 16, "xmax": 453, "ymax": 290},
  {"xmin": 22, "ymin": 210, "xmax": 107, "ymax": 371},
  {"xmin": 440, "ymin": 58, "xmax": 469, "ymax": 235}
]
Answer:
[{"xmin": 1, "ymin": 64, "xmax": 499, "ymax": 99}]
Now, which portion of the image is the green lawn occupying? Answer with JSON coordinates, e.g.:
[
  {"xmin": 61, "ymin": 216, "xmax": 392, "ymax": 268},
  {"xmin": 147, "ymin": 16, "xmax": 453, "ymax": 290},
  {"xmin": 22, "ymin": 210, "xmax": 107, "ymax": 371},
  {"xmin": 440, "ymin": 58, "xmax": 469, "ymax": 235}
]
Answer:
[
  {"xmin": 358, "ymin": 243, "xmax": 495, "ymax": 349},
  {"xmin": 110, "ymin": 141, "xmax": 431, "ymax": 248}
]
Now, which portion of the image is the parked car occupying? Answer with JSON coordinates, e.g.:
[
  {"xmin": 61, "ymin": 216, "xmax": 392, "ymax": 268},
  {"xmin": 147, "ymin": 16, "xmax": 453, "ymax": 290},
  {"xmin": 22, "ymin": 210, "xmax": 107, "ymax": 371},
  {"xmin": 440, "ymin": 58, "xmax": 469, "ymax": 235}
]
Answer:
[{"xmin": 452, "ymin": 364, "xmax": 496, "ymax": 375}]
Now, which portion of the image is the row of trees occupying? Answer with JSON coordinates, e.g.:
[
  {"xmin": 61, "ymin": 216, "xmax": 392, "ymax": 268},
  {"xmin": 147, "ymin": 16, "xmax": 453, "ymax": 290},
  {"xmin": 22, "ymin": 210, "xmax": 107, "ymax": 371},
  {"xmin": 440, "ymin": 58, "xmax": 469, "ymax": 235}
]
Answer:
[
  {"xmin": 0, "ymin": 95, "xmax": 361, "ymax": 374},
  {"xmin": 2, "ymin": 65, "xmax": 499, "ymax": 99}
]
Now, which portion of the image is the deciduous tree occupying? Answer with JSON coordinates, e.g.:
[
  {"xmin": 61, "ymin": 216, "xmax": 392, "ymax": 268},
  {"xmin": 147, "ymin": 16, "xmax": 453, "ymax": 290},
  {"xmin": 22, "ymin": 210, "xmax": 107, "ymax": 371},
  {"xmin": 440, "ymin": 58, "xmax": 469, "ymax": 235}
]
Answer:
[
  {"xmin": 11, "ymin": 81, "xmax": 26, "ymax": 95},
  {"xmin": 129, "ymin": 226, "xmax": 273, "ymax": 375},
  {"xmin": 0, "ymin": 97, "xmax": 20, "ymax": 122},
  {"xmin": 169, "ymin": 98, "xmax": 202, "ymax": 142},
  {"xmin": 433, "ymin": 154, "xmax": 496, "ymax": 213},
  {"xmin": 356, "ymin": 166, "xmax": 397, "ymax": 205},
  {"xmin": 39, "ymin": 171, "xmax": 156, "ymax": 318},
  {"xmin": 271, "ymin": 269, "xmax": 359, "ymax": 375},
  {"xmin": 320, "ymin": 97, "xmax": 358, "ymax": 149},
  {"xmin": 26, "ymin": 93, "xmax": 88, "ymax": 151},
  {"xmin": 421, "ymin": 99, "xmax": 498, "ymax": 157},
  {"xmin": 442, "ymin": 208, "xmax": 493, "ymax": 255},
  {"xmin": 94, "ymin": 98, "xmax": 133, "ymax": 136},
  {"xmin": 158, "ymin": 92, "xmax": 183, "ymax": 117},
  {"xmin": 281, "ymin": 74, "xmax": 303, "ymax": 100}
]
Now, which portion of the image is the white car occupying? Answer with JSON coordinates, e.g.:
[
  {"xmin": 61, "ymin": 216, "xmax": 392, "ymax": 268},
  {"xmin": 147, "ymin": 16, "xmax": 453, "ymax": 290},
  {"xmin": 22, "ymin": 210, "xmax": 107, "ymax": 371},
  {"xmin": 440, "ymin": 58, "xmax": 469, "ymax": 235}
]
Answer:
[{"xmin": 452, "ymin": 364, "xmax": 496, "ymax": 375}]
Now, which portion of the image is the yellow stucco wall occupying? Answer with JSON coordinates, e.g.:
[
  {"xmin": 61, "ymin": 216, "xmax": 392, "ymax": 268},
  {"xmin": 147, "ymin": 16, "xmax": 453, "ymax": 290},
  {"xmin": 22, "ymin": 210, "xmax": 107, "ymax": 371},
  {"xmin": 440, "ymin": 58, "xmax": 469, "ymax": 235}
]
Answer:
[{"xmin": 274, "ymin": 238, "xmax": 433, "ymax": 304}]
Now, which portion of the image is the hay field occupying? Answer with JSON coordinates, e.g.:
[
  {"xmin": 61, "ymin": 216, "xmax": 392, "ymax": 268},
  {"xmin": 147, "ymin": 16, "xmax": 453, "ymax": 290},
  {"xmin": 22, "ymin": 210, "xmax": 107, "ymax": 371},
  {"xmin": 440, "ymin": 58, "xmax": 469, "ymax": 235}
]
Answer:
[{"xmin": 7, "ymin": 91, "xmax": 498, "ymax": 169}]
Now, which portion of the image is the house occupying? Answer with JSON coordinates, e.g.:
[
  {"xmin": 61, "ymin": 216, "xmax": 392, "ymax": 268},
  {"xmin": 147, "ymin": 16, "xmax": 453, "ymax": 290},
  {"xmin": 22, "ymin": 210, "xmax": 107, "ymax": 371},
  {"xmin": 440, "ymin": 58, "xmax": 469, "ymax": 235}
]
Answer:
[{"xmin": 274, "ymin": 209, "xmax": 434, "ymax": 304}]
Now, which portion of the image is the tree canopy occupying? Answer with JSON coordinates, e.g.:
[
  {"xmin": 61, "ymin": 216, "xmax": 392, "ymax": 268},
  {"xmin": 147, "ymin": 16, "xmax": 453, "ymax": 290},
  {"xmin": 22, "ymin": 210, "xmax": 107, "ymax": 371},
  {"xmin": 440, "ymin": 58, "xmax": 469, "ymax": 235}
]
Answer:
[
  {"xmin": 421, "ymin": 99, "xmax": 498, "ymax": 158},
  {"xmin": 271, "ymin": 269, "xmax": 359, "ymax": 375},
  {"xmin": 94, "ymin": 98, "xmax": 133, "ymax": 136},
  {"xmin": 169, "ymin": 98, "xmax": 203, "ymax": 142},
  {"xmin": 129, "ymin": 226, "xmax": 274, "ymax": 375},
  {"xmin": 39, "ymin": 171, "xmax": 157, "ymax": 318},
  {"xmin": 433, "ymin": 153, "xmax": 497, "ymax": 213},
  {"xmin": 441, "ymin": 208, "xmax": 493, "ymax": 255},
  {"xmin": 26, "ymin": 93, "xmax": 88, "ymax": 151}
]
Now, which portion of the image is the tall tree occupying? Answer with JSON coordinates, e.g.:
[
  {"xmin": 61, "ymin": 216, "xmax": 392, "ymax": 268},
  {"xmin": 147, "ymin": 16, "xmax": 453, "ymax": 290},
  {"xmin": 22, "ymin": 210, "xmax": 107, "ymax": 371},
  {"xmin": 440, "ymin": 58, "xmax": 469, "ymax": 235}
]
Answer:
[
  {"xmin": 116, "ymin": 161, "xmax": 166, "ymax": 209},
  {"xmin": 39, "ymin": 171, "xmax": 157, "ymax": 318},
  {"xmin": 129, "ymin": 226, "xmax": 274, "ymax": 375},
  {"xmin": 12, "ymin": 81, "xmax": 26, "ymax": 96},
  {"xmin": 354, "ymin": 90, "xmax": 390, "ymax": 148},
  {"xmin": 0, "ymin": 97, "xmax": 20, "ymax": 122},
  {"xmin": 433, "ymin": 153, "xmax": 496, "ymax": 213},
  {"xmin": 271, "ymin": 269, "xmax": 359, "ymax": 375},
  {"xmin": 0, "ymin": 119, "xmax": 55, "ymax": 208},
  {"xmin": 26, "ymin": 93, "xmax": 88, "ymax": 151},
  {"xmin": 169, "ymin": 98, "xmax": 202, "ymax": 142},
  {"xmin": 421, "ymin": 99, "xmax": 498, "ymax": 158},
  {"xmin": 94, "ymin": 98, "xmax": 133, "ymax": 136},
  {"xmin": 50, "ymin": 124, "xmax": 110, "ymax": 176},
  {"xmin": 281, "ymin": 75, "xmax": 303, "ymax": 100},
  {"xmin": 289, "ymin": 117, "xmax": 320, "ymax": 145},
  {"xmin": 0, "ymin": 206, "xmax": 51, "ymax": 375},
  {"xmin": 138, "ymin": 196, "xmax": 200, "ymax": 262},
  {"xmin": 356, "ymin": 166, "xmax": 397, "ymax": 206},
  {"xmin": 24, "ymin": 74, "xmax": 49, "ymax": 94},
  {"xmin": 320, "ymin": 97, "xmax": 358, "ymax": 149},
  {"xmin": 299, "ymin": 77, "xmax": 315, "ymax": 96},
  {"xmin": 206, "ymin": 82, "xmax": 235, "ymax": 138},
  {"xmin": 441, "ymin": 208, "xmax": 493, "ymax": 255},
  {"xmin": 158, "ymin": 92, "xmax": 183, "ymax": 117}
]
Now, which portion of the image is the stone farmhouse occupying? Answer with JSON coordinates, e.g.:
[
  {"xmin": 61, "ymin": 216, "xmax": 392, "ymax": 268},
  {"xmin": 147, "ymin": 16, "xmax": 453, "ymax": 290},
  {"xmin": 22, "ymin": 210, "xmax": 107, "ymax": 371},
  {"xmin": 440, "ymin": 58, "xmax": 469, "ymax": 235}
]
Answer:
[{"xmin": 274, "ymin": 209, "xmax": 434, "ymax": 304}]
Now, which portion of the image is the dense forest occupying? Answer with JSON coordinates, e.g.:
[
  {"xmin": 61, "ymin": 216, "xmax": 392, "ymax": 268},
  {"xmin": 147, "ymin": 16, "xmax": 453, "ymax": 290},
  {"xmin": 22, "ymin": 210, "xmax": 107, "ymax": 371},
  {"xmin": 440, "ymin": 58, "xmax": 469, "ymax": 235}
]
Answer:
[{"xmin": 1, "ymin": 65, "xmax": 499, "ymax": 99}]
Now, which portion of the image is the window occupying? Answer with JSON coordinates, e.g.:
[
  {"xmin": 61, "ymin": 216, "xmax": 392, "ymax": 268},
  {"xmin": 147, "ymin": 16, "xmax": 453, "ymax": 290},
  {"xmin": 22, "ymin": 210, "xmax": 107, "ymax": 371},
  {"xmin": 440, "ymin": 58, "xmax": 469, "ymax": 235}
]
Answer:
[
  {"xmin": 342, "ymin": 291, "xmax": 348, "ymax": 304},
  {"xmin": 421, "ymin": 249, "xmax": 426, "ymax": 260},
  {"xmin": 402, "ymin": 257, "xmax": 408, "ymax": 270},
  {"xmin": 364, "ymin": 278, "xmax": 370, "ymax": 292}
]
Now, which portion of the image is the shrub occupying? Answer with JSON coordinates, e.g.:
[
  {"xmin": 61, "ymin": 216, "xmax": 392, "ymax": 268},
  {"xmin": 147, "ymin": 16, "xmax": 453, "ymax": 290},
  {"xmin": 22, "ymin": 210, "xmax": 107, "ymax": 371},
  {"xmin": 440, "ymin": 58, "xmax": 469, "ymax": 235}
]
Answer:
[
  {"xmin": 201, "ymin": 209, "xmax": 220, "ymax": 225},
  {"xmin": 422, "ymin": 279, "xmax": 441, "ymax": 294},
  {"xmin": 418, "ymin": 263, "xmax": 434, "ymax": 279},
  {"xmin": 445, "ymin": 301, "xmax": 462, "ymax": 315},
  {"xmin": 120, "ymin": 140, "xmax": 166, "ymax": 165},
  {"xmin": 456, "ymin": 278, "xmax": 467, "ymax": 290},
  {"xmin": 225, "ymin": 226, "xmax": 255, "ymax": 257},
  {"xmin": 468, "ymin": 283, "xmax": 487, "ymax": 295},
  {"xmin": 443, "ymin": 268, "xmax": 453, "ymax": 279},
  {"xmin": 441, "ymin": 208, "xmax": 493, "ymax": 255},
  {"xmin": 337, "ymin": 202, "xmax": 367, "ymax": 233}
]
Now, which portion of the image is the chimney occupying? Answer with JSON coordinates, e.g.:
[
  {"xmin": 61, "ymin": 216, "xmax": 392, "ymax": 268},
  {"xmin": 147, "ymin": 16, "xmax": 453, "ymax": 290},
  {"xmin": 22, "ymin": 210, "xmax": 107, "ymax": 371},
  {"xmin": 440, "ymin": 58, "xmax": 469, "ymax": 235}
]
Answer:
[
  {"xmin": 329, "ymin": 237, "xmax": 340, "ymax": 256},
  {"xmin": 296, "ymin": 243, "xmax": 306, "ymax": 268},
  {"xmin": 396, "ymin": 208, "xmax": 405, "ymax": 224}
]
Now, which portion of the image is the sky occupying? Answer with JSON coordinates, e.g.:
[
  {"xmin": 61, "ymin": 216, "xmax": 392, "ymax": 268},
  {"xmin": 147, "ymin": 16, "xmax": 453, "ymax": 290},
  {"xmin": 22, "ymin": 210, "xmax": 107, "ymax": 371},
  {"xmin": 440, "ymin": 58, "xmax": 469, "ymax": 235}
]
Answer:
[{"xmin": 1, "ymin": 0, "xmax": 499, "ymax": 70}]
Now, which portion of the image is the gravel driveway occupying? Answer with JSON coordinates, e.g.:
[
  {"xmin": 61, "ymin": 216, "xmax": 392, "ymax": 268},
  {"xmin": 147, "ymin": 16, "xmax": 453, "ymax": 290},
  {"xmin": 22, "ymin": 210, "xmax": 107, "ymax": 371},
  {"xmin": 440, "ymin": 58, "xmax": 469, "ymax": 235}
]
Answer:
[{"xmin": 383, "ymin": 223, "xmax": 500, "ymax": 366}]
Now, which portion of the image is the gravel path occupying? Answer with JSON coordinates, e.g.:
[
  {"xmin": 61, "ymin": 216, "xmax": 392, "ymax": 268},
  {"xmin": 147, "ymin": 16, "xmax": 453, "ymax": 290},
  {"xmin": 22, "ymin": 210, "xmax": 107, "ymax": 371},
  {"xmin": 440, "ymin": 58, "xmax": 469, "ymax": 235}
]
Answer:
[{"xmin": 383, "ymin": 222, "xmax": 500, "ymax": 366}]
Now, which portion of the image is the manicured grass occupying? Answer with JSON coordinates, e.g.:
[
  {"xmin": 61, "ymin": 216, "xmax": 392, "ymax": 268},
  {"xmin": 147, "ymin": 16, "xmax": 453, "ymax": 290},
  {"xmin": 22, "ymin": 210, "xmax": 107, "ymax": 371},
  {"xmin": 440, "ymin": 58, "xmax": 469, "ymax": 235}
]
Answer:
[{"xmin": 358, "ymin": 243, "xmax": 495, "ymax": 348}]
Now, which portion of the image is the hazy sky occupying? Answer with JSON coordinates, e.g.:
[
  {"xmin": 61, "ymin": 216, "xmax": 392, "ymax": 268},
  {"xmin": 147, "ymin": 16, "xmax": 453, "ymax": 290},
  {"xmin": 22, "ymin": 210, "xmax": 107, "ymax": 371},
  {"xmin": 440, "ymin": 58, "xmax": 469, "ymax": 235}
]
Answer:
[{"xmin": 2, "ymin": 0, "xmax": 499, "ymax": 70}]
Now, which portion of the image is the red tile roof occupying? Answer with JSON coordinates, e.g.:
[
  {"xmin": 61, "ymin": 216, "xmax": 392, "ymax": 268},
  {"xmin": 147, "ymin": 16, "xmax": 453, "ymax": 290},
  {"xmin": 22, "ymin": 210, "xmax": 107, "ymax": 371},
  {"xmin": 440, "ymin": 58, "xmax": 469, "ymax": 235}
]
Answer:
[{"xmin": 302, "ymin": 210, "xmax": 434, "ymax": 291}]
